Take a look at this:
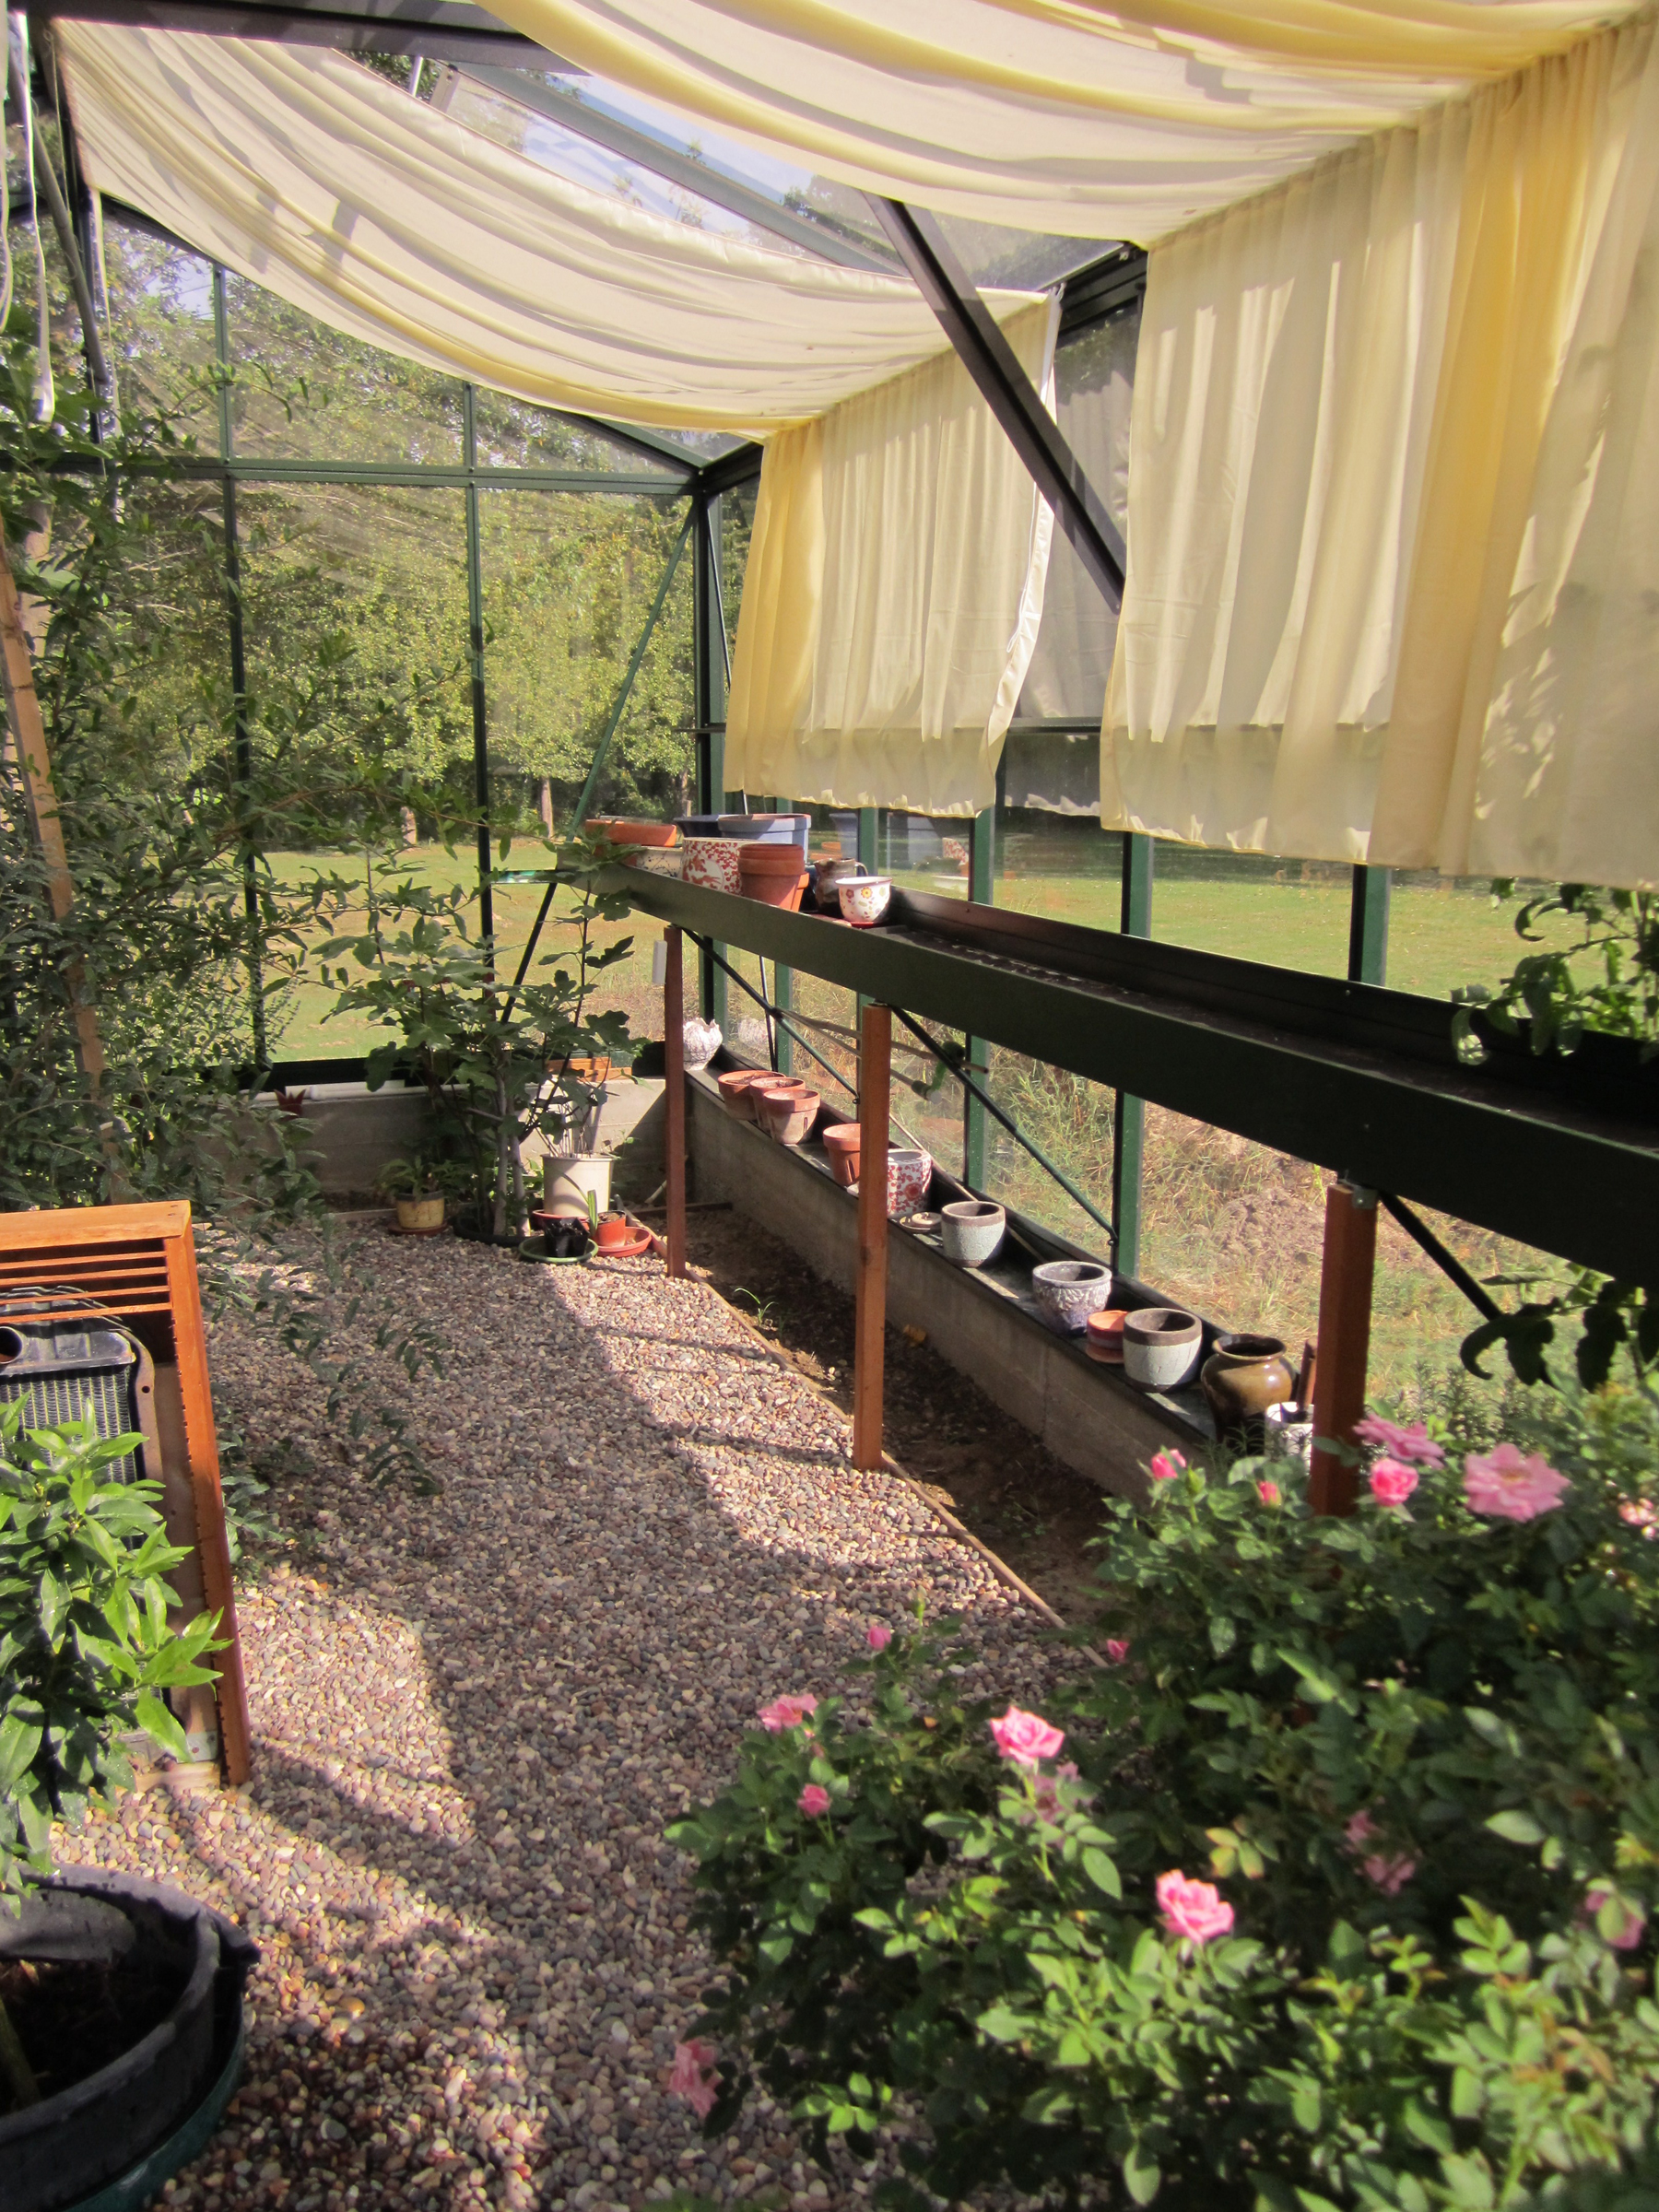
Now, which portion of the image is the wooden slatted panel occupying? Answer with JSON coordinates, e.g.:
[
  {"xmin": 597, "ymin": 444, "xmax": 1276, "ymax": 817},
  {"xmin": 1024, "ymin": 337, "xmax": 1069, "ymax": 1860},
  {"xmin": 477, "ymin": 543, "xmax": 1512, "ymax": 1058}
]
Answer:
[{"xmin": 0, "ymin": 1243, "xmax": 173, "ymax": 1320}]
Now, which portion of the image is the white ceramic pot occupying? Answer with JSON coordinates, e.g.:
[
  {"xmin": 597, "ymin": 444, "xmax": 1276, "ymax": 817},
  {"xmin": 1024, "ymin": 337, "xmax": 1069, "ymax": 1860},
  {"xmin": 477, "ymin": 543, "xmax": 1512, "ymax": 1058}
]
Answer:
[
  {"xmin": 543, "ymin": 1154, "xmax": 613, "ymax": 1218},
  {"xmin": 683, "ymin": 838, "xmax": 743, "ymax": 893},
  {"xmin": 838, "ymin": 875, "xmax": 892, "ymax": 927},
  {"xmin": 1264, "ymin": 1401, "xmax": 1313, "ymax": 1467},
  {"xmin": 940, "ymin": 1199, "xmax": 1005, "ymax": 1268},
  {"xmin": 1030, "ymin": 1259, "xmax": 1113, "ymax": 1334},
  {"xmin": 1122, "ymin": 1306, "xmax": 1204, "ymax": 1390},
  {"xmin": 682, "ymin": 1018, "xmax": 722, "ymax": 1071}
]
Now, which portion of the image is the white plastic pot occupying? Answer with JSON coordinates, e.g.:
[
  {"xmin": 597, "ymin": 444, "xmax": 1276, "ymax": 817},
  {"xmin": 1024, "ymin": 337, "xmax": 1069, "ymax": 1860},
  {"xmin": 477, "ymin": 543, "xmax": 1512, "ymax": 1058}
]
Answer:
[{"xmin": 543, "ymin": 1154, "xmax": 614, "ymax": 1217}]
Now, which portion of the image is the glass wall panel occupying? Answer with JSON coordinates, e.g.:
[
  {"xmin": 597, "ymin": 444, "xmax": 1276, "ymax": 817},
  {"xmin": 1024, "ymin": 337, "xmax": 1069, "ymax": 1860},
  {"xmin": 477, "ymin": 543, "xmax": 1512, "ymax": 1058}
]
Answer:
[
  {"xmin": 1384, "ymin": 872, "xmax": 1574, "ymax": 1002},
  {"xmin": 994, "ymin": 810, "xmax": 1124, "ymax": 929},
  {"xmin": 236, "ymin": 481, "xmax": 470, "ymax": 1056},
  {"xmin": 226, "ymin": 277, "xmax": 465, "ymax": 463},
  {"xmin": 472, "ymin": 389, "xmax": 679, "ymax": 477},
  {"xmin": 1149, "ymin": 846, "xmax": 1351, "ymax": 976},
  {"xmin": 101, "ymin": 212, "xmax": 219, "ymax": 448}
]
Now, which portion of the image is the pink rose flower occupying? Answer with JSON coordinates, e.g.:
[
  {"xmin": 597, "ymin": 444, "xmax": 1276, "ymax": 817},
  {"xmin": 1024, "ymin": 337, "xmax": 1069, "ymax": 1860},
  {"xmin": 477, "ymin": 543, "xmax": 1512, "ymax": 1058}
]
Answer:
[
  {"xmin": 1463, "ymin": 1442, "xmax": 1571, "ymax": 1523},
  {"xmin": 1149, "ymin": 1451, "xmax": 1186, "ymax": 1483},
  {"xmin": 1619, "ymin": 1499, "xmax": 1659, "ymax": 1540},
  {"xmin": 1257, "ymin": 1479, "xmax": 1280, "ymax": 1504},
  {"xmin": 1354, "ymin": 1414, "xmax": 1445, "ymax": 1467},
  {"xmin": 866, "ymin": 1623, "xmax": 893, "ymax": 1651},
  {"xmin": 989, "ymin": 1705, "xmax": 1065, "ymax": 1768},
  {"xmin": 1584, "ymin": 1882, "xmax": 1647, "ymax": 1951},
  {"xmin": 1104, "ymin": 1639, "xmax": 1131, "ymax": 1665},
  {"xmin": 1343, "ymin": 1809, "xmax": 1416, "ymax": 1894},
  {"xmin": 1155, "ymin": 1870, "xmax": 1234, "ymax": 1945},
  {"xmin": 798, "ymin": 1783, "xmax": 831, "ymax": 1818},
  {"xmin": 667, "ymin": 2038, "xmax": 720, "ymax": 2121},
  {"xmin": 1368, "ymin": 1459, "xmax": 1419, "ymax": 1507},
  {"xmin": 758, "ymin": 1693, "xmax": 819, "ymax": 1733}
]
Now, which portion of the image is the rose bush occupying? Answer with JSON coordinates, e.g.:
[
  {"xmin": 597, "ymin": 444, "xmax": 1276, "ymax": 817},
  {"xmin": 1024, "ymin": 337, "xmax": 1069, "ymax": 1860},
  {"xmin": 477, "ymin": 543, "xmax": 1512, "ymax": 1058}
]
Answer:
[{"xmin": 667, "ymin": 1382, "xmax": 1659, "ymax": 2208}]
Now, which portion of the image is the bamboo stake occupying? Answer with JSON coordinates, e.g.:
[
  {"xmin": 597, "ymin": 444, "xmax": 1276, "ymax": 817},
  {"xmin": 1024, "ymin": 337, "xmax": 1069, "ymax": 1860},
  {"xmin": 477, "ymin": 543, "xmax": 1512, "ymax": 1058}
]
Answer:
[
  {"xmin": 664, "ymin": 927, "xmax": 687, "ymax": 1279},
  {"xmin": 1308, "ymin": 1181, "xmax": 1378, "ymax": 1516}
]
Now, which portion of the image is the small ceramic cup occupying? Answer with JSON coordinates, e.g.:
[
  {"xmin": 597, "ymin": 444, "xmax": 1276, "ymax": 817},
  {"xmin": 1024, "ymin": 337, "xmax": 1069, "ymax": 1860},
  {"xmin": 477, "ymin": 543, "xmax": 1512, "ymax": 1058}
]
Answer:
[
  {"xmin": 1122, "ymin": 1306, "xmax": 1204, "ymax": 1391},
  {"xmin": 838, "ymin": 875, "xmax": 892, "ymax": 928},
  {"xmin": 940, "ymin": 1199, "xmax": 1006, "ymax": 1269},
  {"xmin": 1030, "ymin": 1259, "xmax": 1114, "ymax": 1335}
]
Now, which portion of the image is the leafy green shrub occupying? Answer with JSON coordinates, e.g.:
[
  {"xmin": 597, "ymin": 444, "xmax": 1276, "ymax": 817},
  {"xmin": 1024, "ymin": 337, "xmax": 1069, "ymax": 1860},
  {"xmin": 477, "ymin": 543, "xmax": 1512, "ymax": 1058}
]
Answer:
[
  {"xmin": 0, "ymin": 1406, "xmax": 222, "ymax": 1908},
  {"xmin": 668, "ymin": 1389, "xmax": 1659, "ymax": 2209}
]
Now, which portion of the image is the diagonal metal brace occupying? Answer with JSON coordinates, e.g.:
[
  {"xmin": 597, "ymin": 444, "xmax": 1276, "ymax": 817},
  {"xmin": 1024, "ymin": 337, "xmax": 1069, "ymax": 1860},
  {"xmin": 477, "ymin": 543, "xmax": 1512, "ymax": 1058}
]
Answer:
[{"xmin": 870, "ymin": 198, "xmax": 1125, "ymax": 606}]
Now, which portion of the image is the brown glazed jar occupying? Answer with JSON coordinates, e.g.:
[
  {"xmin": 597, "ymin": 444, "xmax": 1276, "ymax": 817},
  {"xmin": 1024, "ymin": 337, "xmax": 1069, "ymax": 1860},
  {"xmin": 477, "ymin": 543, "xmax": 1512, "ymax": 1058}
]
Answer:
[{"xmin": 1200, "ymin": 1333, "xmax": 1298, "ymax": 1439}]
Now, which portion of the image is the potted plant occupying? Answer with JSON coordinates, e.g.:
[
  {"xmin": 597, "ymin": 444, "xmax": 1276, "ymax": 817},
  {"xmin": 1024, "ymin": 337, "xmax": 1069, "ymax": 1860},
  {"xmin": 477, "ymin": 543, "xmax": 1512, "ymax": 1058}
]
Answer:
[
  {"xmin": 0, "ymin": 1407, "xmax": 256, "ymax": 2209},
  {"xmin": 322, "ymin": 840, "xmax": 637, "ymax": 1244},
  {"xmin": 374, "ymin": 1151, "xmax": 451, "ymax": 1234}
]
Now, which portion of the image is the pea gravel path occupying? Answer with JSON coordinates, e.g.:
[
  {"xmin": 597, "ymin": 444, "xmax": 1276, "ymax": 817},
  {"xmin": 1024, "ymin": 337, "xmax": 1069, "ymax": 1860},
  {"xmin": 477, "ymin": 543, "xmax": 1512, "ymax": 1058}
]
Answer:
[{"xmin": 69, "ymin": 1232, "xmax": 1065, "ymax": 2212}]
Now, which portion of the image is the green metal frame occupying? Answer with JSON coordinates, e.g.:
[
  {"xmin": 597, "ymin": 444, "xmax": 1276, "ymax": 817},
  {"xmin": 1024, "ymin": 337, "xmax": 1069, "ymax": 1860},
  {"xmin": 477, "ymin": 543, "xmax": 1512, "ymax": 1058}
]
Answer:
[
  {"xmin": 606, "ymin": 869, "xmax": 1659, "ymax": 1288},
  {"xmin": 1112, "ymin": 832, "xmax": 1153, "ymax": 1277}
]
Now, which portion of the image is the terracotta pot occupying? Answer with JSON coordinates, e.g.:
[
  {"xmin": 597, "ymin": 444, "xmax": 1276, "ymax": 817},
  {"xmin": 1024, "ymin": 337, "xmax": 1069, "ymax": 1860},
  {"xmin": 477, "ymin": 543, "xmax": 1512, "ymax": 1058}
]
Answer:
[
  {"xmin": 682, "ymin": 837, "xmax": 743, "ymax": 893},
  {"xmin": 1084, "ymin": 1308, "xmax": 1129, "ymax": 1364},
  {"xmin": 821, "ymin": 1123, "xmax": 862, "ymax": 1186},
  {"xmin": 594, "ymin": 1213, "xmax": 635, "ymax": 1253},
  {"xmin": 940, "ymin": 1199, "xmax": 1005, "ymax": 1268},
  {"xmin": 838, "ymin": 874, "xmax": 892, "ymax": 927},
  {"xmin": 394, "ymin": 1194, "xmax": 444, "ymax": 1235},
  {"xmin": 885, "ymin": 1147, "xmax": 932, "ymax": 1218},
  {"xmin": 757, "ymin": 1086, "xmax": 820, "ymax": 1145},
  {"xmin": 1200, "ymin": 1333, "xmax": 1298, "ymax": 1438},
  {"xmin": 738, "ymin": 842, "xmax": 810, "ymax": 911},
  {"xmin": 1030, "ymin": 1259, "xmax": 1113, "ymax": 1335},
  {"xmin": 1122, "ymin": 1306, "xmax": 1204, "ymax": 1391},
  {"xmin": 585, "ymin": 818, "xmax": 678, "ymax": 847},
  {"xmin": 716, "ymin": 1069, "xmax": 773, "ymax": 1119}
]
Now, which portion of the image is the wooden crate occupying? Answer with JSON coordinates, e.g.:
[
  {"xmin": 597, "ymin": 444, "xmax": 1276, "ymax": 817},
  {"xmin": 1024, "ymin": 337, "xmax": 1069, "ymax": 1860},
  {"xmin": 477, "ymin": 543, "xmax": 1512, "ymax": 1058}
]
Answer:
[{"xmin": 0, "ymin": 1201, "xmax": 250, "ymax": 1784}]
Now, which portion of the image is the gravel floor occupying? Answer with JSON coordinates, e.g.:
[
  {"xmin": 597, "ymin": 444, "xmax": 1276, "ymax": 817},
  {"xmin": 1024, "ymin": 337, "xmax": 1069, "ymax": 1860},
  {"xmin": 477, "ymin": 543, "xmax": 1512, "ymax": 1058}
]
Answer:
[{"xmin": 70, "ymin": 1231, "xmax": 1065, "ymax": 2212}]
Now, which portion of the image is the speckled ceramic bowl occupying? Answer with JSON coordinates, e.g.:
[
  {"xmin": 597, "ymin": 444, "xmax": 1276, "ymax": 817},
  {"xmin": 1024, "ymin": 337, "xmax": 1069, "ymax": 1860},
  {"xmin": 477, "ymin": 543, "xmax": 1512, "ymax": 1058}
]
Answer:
[{"xmin": 940, "ymin": 1199, "xmax": 1006, "ymax": 1268}]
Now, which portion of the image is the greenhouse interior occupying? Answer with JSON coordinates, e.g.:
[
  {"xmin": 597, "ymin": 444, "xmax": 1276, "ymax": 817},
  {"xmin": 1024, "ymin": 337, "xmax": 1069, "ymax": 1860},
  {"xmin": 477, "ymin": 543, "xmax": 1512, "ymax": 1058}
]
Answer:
[{"xmin": 1, "ymin": 4, "xmax": 1657, "ymax": 2209}]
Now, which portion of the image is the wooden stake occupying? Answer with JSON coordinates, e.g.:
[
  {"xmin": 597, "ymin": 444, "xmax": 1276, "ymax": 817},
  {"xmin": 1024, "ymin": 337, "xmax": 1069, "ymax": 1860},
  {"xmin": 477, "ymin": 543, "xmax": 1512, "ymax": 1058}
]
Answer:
[
  {"xmin": 0, "ymin": 514, "xmax": 109, "ymax": 1097},
  {"xmin": 1308, "ymin": 1180, "xmax": 1378, "ymax": 1516},
  {"xmin": 853, "ymin": 1003, "xmax": 891, "ymax": 1471},
  {"xmin": 664, "ymin": 926, "xmax": 687, "ymax": 1280}
]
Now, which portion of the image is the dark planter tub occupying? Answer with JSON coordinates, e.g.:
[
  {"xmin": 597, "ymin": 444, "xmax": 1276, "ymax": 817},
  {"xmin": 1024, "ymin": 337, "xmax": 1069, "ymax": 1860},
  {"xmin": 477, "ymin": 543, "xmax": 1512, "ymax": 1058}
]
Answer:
[{"xmin": 0, "ymin": 1867, "xmax": 258, "ymax": 2212}]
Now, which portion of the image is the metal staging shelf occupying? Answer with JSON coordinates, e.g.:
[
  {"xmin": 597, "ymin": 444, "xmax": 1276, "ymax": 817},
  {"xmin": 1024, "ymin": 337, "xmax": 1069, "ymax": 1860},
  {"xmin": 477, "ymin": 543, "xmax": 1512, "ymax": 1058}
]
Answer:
[{"xmin": 607, "ymin": 868, "xmax": 1659, "ymax": 1288}]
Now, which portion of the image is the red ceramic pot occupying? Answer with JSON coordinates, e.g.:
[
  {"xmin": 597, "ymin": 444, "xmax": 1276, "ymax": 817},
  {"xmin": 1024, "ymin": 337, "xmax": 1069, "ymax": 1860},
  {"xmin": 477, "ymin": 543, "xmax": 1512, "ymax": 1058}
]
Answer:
[
  {"xmin": 757, "ymin": 1087, "xmax": 820, "ymax": 1145},
  {"xmin": 586, "ymin": 818, "xmax": 678, "ymax": 848},
  {"xmin": 716, "ymin": 1069, "xmax": 774, "ymax": 1119},
  {"xmin": 738, "ymin": 842, "xmax": 810, "ymax": 911}
]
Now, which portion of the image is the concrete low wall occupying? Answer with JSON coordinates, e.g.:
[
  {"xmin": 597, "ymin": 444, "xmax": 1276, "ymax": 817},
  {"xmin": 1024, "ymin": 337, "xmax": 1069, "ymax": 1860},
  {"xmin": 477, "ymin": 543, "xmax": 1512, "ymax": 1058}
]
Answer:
[
  {"xmin": 687, "ymin": 1075, "xmax": 1193, "ymax": 1498},
  {"xmin": 281, "ymin": 1079, "xmax": 667, "ymax": 1203}
]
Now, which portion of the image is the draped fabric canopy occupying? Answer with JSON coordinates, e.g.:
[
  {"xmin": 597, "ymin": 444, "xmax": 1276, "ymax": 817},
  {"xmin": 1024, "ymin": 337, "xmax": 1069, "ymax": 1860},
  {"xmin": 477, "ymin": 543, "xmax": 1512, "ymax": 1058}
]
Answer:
[
  {"xmin": 481, "ymin": 0, "xmax": 1641, "ymax": 242},
  {"xmin": 56, "ymin": 23, "xmax": 1039, "ymax": 436}
]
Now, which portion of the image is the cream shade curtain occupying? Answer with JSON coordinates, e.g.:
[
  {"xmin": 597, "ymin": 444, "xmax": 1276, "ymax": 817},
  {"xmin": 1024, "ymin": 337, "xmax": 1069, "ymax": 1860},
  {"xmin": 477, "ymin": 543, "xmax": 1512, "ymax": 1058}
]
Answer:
[
  {"xmin": 55, "ymin": 24, "xmax": 1035, "ymax": 436},
  {"xmin": 1101, "ymin": 11, "xmax": 1658, "ymax": 883},
  {"xmin": 727, "ymin": 300, "xmax": 1057, "ymax": 817},
  {"xmin": 484, "ymin": 0, "xmax": 1642, "ymax": 242}
]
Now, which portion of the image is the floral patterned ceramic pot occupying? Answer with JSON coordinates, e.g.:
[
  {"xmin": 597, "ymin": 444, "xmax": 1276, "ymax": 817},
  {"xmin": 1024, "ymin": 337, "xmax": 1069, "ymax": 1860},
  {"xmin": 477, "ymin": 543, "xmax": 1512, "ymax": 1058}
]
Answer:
[
  {"xmin": 838, "ymin": 875, "xmax": 893, "ymax": 927},
  {"xmin": 885, "ymin": 1147, "xmax": 933, "ymax": 1218},
  {"xmin": 682, "ymin": 838, "xmax": 743, "ymax": 894},
  {"xmin": 1030, "ymin": 1259, "xmax": 1113, "ymax": 1335}
]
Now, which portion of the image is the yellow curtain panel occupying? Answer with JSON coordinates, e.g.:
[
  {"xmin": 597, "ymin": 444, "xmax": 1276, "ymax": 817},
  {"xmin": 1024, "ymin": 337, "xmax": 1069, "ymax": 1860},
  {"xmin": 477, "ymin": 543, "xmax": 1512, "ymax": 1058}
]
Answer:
[
  {"xmin": 1102, "ymin": 10, "xmax": 1659, "ymax": 886},
  {"xmin": 482, "ymin": 0, "xmax": 1641, "ymax": 242},
  {"xmin": 727, "ymin": 300, "xmax": 1057, "ymax": 816}
]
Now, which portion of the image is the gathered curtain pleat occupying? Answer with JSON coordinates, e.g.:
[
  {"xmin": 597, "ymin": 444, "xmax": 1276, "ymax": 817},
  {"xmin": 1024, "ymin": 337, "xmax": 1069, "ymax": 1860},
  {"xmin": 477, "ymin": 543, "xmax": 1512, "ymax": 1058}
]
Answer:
[
  {"xmin": 727, "ymin": 299, "xmax": 1057, "ymax": 817},
  {"xmin": 1101, "ymin": 9, "xmax": 1658, "ymax": 886}
]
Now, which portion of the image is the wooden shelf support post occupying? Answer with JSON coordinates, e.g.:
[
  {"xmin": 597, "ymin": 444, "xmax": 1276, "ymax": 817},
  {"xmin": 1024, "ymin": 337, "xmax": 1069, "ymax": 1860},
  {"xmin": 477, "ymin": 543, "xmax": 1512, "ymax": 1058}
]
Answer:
[
  {"xmin": 853, "ymin": 1002, "xmax": 892, "ymax": 1471},
  {"xmin": 1308, "ymin": 1179, "xmax": 1378, "ymax": 1516},
  {"xmin": 664, "ymin": 925, "xmax": 687, "ymax": 1280}
]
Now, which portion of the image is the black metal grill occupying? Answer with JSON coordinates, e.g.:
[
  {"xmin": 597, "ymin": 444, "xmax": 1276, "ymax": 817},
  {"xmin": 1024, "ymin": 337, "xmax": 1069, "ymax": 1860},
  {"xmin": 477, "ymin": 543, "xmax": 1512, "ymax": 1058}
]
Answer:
[{"xmin": 0, "ymin": 1316, "xmax": 146, "ymax": 1479}]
